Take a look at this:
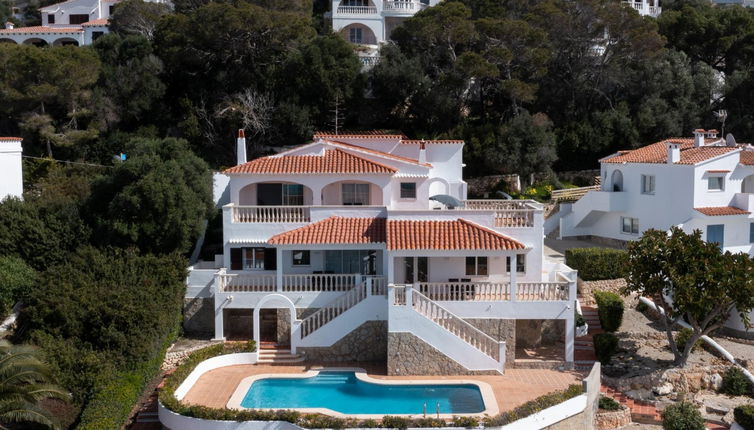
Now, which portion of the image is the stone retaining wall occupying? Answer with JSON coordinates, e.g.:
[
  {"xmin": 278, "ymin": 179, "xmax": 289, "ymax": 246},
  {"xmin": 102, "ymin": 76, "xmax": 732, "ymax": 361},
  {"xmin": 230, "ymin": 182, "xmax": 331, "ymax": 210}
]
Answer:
[
  {"xmin": 299, "ymin": 321, "xmax": 387, "ymax": 362},
  {"xmin": 578, "ymin": 279, "xmax": 627, "ymax": 306},
  {"xmin": 464, "ymin": 319, "xmax": 516, "ymax": 364},
  {"xmin": 183, "ymin": 297, "xmax": 214, "ymax": 337},
  {"xmin": 594, "ymin": 406, "xmax": 631, "ymax": 430},
  {"xmin": 387, "ymin": 332, "xmax": 499, "ymax": 376},
  {"xmin": 602, "ymin": 365, "xmax": 728, "ymax": 399}
]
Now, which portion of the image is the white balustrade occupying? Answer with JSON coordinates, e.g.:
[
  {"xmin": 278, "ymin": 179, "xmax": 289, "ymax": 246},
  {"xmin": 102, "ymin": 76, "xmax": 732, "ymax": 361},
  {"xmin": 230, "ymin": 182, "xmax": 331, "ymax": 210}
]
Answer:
[
  {"xmin": 383, "ymin": 1, "xmax": 421, "ymax": 11},
  {"xmin": 411, "ymin": 289, "xmax": 501, "ymax": 362},
  {"xmin": 417, "ymin": 282, "xmax": 510, "ymax": 301},
  {"xmin": 282, "ymin": 274, "xmax": 358, "ymax": 292},
  {"xmin": 217, "ymin": 273, "xmax": 276, "ymax": 292},
  {"xmin": 364, "ymin": 275, "xmax": 387, "ymax": 295},
  {"xmin": 463, "ymin": 199, "xmax": 532, "ymax": 210},
  {"xmin": 231, "ymin": 206, "xmax": 310, "ymax": 223},
  {"xmin": 336, "ymin": 5, "xmax": 377, "ymax": 14},
  {"xmin": 516, "ymin": 282, "xmax": 569, "ymax": 301},
  {"xmin": 494, "ymin": 209, "xmax": 535, "ymax": 227},
  {"xmin": 299, "ymin": 282, "xmax": 371, "ymax": 338}
]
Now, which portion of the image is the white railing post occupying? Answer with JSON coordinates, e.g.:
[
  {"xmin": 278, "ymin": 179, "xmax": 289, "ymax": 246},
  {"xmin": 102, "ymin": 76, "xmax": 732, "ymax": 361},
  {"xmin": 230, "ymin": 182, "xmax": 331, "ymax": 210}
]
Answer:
[
  {"xmin": 405, "ymin": 285, "xmax": 413, "ymax": 308},
  {"xmin": 366, "ymin": 277, "xmax": 372, "ymax": 296},
  {"xmin": 387, "ymin": 283, "xmax": 395, "ymax": 305},
  {"xmin": 510, "ymin": 255, "xmax": 518, "ymax": 301},
  {"xmin": 276, "ymin": 248, "xmax": 283, "ymax": 292},
  {"xmin": 499, "ymin": 341, "xmax": 506, "ymax": 372}
]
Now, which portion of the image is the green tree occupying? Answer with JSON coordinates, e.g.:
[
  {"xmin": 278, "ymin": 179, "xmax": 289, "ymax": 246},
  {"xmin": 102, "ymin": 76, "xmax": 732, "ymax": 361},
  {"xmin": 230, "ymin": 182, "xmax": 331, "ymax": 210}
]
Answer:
[
  {"xmin": 0, "ymin": 256, "xmax": 36, "ymax": 314},
  {"xmin": 109, "ymin": 0, "xmax": 170, "ymax": 40},
  {"xmin": 625, "ymin": 227, "xmax": 754, "ymax": 367},
  {"xmin": 0, "ymin": 340, "xmax": 70, "ymax": 430},
  {"xmin": 86, "ymin": 137, "xmax": 213, "ymax": 255}
]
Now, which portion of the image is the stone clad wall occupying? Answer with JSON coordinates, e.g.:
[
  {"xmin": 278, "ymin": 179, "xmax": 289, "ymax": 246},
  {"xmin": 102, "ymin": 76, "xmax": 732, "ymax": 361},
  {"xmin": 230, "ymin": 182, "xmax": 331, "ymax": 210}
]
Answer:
[
  {"xmin": 579, "ymin": 279, "xmax": 627, "ymax": 306},
  {"xmin": 276, "ymin": 309, "xmax": 317, "ymax": 345},
  {"xmin": 299, "ymin": 321, "xmax": 387, "ymax": 362},
  {"xmin": 183, "ymin": 298, "xmax": 214, "ymax": 337},
  {"xmin": 387, "ymin": 332, "xmax": 499, "ymax": 376},
  {"xmin": 464, "ymin": 319, "xmax": 516, "ymax": 364}
]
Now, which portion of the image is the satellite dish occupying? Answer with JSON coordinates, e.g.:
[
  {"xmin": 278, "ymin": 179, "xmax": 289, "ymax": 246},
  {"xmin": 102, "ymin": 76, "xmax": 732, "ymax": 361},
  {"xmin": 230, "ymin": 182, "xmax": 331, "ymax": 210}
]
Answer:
[{"xmin": 726, "ymin": 133, "xmax": 737, "ymax": 147}]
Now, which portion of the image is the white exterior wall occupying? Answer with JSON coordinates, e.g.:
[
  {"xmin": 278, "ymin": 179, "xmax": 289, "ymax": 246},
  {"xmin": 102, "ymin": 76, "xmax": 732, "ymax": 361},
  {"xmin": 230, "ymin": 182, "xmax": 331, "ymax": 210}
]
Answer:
[{"xmin": 0, "ymin": 139, "xmax": 23, "ymax": 201}]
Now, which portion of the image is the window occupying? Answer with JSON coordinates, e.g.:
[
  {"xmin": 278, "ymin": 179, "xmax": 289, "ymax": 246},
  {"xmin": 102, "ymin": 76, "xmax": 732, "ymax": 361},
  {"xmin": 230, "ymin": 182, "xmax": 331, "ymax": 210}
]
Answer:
[
  {"xmin": 708, "ymin": 177, "xmax": 724, "ymax": 191},
  {"xmin": 349, "ymin": 27, "xmax": 363, "ymax": 44},
  {"xmin": 282, "ymin": 184, "xmax": 304, "ymax": 205},
  {"xmin": 109, "ymin": 5, "xmax": 114, "ymax": 15},
  {"xmin": 325, "ymin": 250, "xmax": 376, "ymax": 275},
  {"xmin": 506, "ymin": 254, "xmax": 526, "ymax": 273},
  {"xmin": 400, "ymin": 182, "xmax": 416, "ymax": 199},
  {"xmin": 707, "ymin": 224, "xmax": 724, "ymax": 249},
  {"xmin": 292, "ymin": 250, "xmax": 310, "ymax": 266},
  {"xmin": 342, "ymin": 183, "xmax": 370, "ymax": 205},
  {"xmin": 621, "ymin": 217, "xmax": 639, "ymax": 234},
  {"xmin": 69, "ymin": 14, "xmax": 89, "ymax": 24},
  {"xmin": 92, "ymin": 31, "xmax": 104, "ymax": 40},
  {"xmin": 641, "ymin": 174, "xmax": 655, "ymax": 194},
  {"xmin": 243, "ymin": 248, "xmax": 266, "ymax": 270},
  {"xmin": 47, "ymin": 14, "xmax": 55, "ymax": 24},
  {"xmin": 465, "ymin": 256, "xmax": 488, "ymax": 276},
  {"xmin": 750, "ymin": 223, "xmax": 754, "ymax": 244}
]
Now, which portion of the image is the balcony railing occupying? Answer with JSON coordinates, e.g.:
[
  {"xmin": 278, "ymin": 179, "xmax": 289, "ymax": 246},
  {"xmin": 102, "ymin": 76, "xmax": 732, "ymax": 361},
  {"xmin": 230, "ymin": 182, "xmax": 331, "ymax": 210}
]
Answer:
[
  {"xmin": 414, "ymin": 281, "xmax": 571, "ymax": 302},
  {"xmin": 336, "ymin": 5, "xmax": 377, "ymax": 14},
  {"xmin": 232, "ymin": 206, "xmax": 310, "ymax": 223},
  {"xmin": 383, "ymin": 1, "xmax": 425, "ymax": 12},
  {"xmin": 217, "ymin": 272, "xmax": 386, "ymax": 293},
  {"xmin": 494, "ymin": 209, "xmax": 535, "ymax": 227},
  {"xmin": 551, "ymin": 185, "xmax": 600, "ymax": 202},
  {"xmin": 359, "ymin": 55, "xmax": 380, "ymax": 68}
]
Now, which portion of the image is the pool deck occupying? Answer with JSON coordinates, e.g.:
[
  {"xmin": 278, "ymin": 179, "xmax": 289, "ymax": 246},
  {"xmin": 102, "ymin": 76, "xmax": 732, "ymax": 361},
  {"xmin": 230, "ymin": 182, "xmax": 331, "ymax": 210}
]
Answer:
[{"xmin": 181, "ymin": 362, "xmax": 583, "ymax": 415}]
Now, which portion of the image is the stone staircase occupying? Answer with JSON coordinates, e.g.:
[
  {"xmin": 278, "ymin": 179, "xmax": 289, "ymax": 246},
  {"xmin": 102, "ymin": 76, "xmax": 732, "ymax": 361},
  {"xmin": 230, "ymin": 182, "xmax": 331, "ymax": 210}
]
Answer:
[
  {"xmin": 574, "ymin": 300, "xmax": 601, "ymax": 371},
  {"xmin": 257, "ymin": 345, "xmax": 304, "ymax": 364}
]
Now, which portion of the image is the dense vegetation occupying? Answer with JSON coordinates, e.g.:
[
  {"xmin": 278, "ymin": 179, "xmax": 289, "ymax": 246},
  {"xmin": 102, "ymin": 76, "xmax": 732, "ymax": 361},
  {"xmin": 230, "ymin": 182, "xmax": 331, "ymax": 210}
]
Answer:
[
  {"xmin": 593, "ymin": 291, "xmax": 625, "ymax": 332},
  {"xmin": 564, "ymin": 248, "xmax": 628, "ymax": 281},
  {"xmin": 3, "ymin": 0, "xmax": 754, "ymax": 175}
]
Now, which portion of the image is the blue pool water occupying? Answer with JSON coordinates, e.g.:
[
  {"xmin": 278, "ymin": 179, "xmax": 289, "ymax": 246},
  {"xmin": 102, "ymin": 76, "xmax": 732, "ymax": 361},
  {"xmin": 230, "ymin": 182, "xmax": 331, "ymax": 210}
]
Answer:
[{"xmin": 240, "ymin": 371, "xmax": 485, "ymax": 414}]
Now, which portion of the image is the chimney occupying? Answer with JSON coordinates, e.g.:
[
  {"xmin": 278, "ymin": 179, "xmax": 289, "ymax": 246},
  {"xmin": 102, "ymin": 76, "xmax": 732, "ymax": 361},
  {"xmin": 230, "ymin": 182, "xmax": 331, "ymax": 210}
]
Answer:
[
  {"xmin": 418, "ymin": 140, "xmax": 426, "ymax": 164},
  {"xmin": 4, "ymin": 22, "xmax": 13, "ymax": 29},
  {"xmin": 236, "ymin": 129, "xmax": 246, "ymax": 165},
  {"xmin": 705, "ymin": 129, "xmax": 719, "ymax": 139},
  {"xmin": 693, "ymin": 129, "xmax": 705, "ymax": 148},
  {"xmin": 666, "ymin": 141, "xmax": 680, "ymax": 164}
]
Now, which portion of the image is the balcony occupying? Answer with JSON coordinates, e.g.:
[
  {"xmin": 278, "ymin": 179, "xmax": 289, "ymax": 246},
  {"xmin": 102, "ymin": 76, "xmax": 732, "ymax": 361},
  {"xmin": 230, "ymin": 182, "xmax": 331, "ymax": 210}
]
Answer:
[
  {"xmin": 463, "ymin": 200, "xmax": 540, "ymax": 227},
  {"xmin": 414, "ymin": 281, "xmax": 571, "ymax": 302},
  {"xmin": 336, "ymin": 5, "xmax": 378, "ymax": 14},
  {"xmin": 382, "ymin": 0, "xmax": 427, "ymax": 15},
  {"xmin": 217, "ymin": 272, "xmax": 386, "ymax": 293},
  {"xmin": 732, "ymin": 193, "xmax": 754, "ymax": 213}
]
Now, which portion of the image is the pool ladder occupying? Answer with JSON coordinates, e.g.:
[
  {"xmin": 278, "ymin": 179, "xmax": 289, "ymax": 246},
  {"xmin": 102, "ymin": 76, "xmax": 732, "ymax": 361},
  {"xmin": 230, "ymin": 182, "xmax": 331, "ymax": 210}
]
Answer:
[{"xmin": 422, "ymin": 402, "xmax": 441, "ymax": 418}]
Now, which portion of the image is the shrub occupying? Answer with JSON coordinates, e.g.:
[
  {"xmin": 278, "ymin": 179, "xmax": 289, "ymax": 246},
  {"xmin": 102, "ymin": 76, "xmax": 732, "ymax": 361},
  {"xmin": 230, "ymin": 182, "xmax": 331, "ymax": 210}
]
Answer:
[
  {"xmin": 594, "ymin": 333, "xmax": 619, "ymax": 365},
  {"xmin": 674, "ymin": 328, "xmax": 701, "ymax": 354},
  {"xmin": 636, "ymin": 300, "xmax": 649, "ymax": 313},
  {"xmin": 593, "ymin": 290, "xmax": 624, "ymax": 332},
  {"xmin": 565, "ymin": 248, "xmax": 628, "ymax": 281},
  {"xmin": 720, "ymin": 367, "xmax": 753, "ymax": 397},
  {"xmin": 451, "ymin": 416, "xmax": 479, "ymax": 428},
  {"xmin": 734, "ymin": 405, "xmax": 754, "ymax": 430},
  {"xmin": 575, "ymin": 311, "xmax": 586, "ymax": 327},
  {"xmin": 0, "ymin": 255, "xmax": 36, "ymax": 314},
  {"xmin": 382, "ymin": 416, "xmax": 411, "ymax": 429},
  {"xmin": 661, "ymin": 401, "xmax": 705, "ymax": 430},
  {"xmin": 598, "ymin": 396, "xmax": 621, "ymax": 411},
  {"xmin": 484, "ymin": 384, "xmax": 583, "ymax": 426}
]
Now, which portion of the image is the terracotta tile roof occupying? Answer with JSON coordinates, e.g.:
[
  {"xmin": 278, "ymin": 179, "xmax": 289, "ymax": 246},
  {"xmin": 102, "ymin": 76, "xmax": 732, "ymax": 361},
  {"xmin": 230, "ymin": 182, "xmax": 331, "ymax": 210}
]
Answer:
[
  {"xmin": 82, "ymin": 18, "xmax": 108, "ymax": 26},
  {"xmin": 603, "ymin": 138, "xmax": 738, "ymax": 165},
  {"xmin": 386, "ymin": 219, "xmax": 526, "ymax": 250},
  {"xmin": 401, "ymin": 139, "xmax": 464, "ymax": 145},
  {"xmin": 223, "ymin": 148, "xmax": 397, "ymax": 175},
  {"xmin": 268, "ymin": 217, "xmax": 386, "ymax": 245},
  {"xmin": 313, "ymin": 130, "xmax": 407, "ymax": 139},
  {"xmin": 741, "ymin": 151, "xmax": 754, "ymax": 165},
  {"xmin": 694, "ymin": 206, "xmax": 750, "ymax": 216},
  {"xmin": 0, "ymin": 25, "xmax": 82, "ymax": 33},
  {"xmin": 706, "ymin": 170, "xmax": 730, "ymax": 173},
  {"xmin": 0, "ymin": 137, "xmax": 22, "ymax": 141},
  {"xmin": 326, "ymin": 140, "xmax": 432, "ymax": 167}
]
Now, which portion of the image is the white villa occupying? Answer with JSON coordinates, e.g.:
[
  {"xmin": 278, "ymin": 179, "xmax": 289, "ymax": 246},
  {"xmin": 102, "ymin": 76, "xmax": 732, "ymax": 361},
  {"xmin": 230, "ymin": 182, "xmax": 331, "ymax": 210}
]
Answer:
[
  {"xmin": 0, "ymin": 137, "xmax": 23, "ymax": 201},
  {"xmin": 186, "ymin": 130, "xmax": 578, "ymax": 375},
  {"xmin": 330, "ymin": 0, "xmax": 441, "ymax": 67},
  {"xmin": 621, "ymin": 0, "xmax": 661, "ymax": 17},
  {"xmin": 558, "ymin": 129, "xmax": 754, "ymax": 337}
]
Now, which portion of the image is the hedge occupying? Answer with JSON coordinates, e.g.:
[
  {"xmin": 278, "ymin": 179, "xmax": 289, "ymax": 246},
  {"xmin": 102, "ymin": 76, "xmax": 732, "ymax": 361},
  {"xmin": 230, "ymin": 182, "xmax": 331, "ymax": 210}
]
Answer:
[
  {"xmin": 735, "ymin": 405, "xmax": 754, "ymax": 430},
  {"xmin": 564, "ymin": 248, "xmax": 628, "ymax": 281},
  {"xmin": 161, "ymin": 345, "xmax": 583, "ymax": 428},
  {"xmin": 594, "ymin": 333, "xmax": 619, "ymax": 365},
  {"xmin": 593, "ymin": 290, "xmax": 624, "ymax": 332}
]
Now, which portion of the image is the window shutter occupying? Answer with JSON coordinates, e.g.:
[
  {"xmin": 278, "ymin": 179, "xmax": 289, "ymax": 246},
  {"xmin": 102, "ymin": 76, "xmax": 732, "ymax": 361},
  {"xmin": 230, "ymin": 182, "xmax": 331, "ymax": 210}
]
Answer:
[
  {"xmin": 264, "ymin": 248, "xmax": 277, "ymax": 270},
  {"xmin": 230, "ymin": 248, "xmax": 242, "ymax": 270}
]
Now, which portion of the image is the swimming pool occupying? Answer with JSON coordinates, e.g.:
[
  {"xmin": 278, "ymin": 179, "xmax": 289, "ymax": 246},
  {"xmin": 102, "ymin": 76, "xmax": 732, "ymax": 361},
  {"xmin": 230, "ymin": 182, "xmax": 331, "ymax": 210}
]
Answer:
[{"xmin": 237, "ymin": 371, "xmax": 487, "ymax": 415}]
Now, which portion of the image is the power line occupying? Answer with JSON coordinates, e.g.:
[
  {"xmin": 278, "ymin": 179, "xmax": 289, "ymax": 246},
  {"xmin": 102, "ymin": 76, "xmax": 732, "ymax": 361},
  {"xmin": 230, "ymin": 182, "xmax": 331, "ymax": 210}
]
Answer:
[{"xmin": 21, "ymin": 155, "xmax": 113, "ymax": 168}]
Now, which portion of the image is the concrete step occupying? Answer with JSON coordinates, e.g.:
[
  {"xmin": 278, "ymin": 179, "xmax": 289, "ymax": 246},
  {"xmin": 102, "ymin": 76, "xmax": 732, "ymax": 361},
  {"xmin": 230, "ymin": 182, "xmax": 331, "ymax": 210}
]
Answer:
[{"xmin": 257, "ymin": 357, "xmax": 305, "ymax": 364}]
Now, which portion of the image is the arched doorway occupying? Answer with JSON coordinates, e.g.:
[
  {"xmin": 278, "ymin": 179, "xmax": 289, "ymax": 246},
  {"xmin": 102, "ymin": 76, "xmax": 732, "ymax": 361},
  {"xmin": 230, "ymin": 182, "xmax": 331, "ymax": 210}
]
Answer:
[
  {"xmin": 339, "ymin": 23, "xmax": 378, "ymax": 45},
  {"xmin": 22, "ymin": 37, "xmax": 48, "ymax": 47},
  {"xmin": 742, "ymin": 174, "xmax": 754, "ymax": 194},
  {"xmin": 611, "ymin": 170, "xmax": 624, "ymax": 192},
  {"xmin": 0, "ymin": 38, "xmax": 16, "ymax": 44},
  {"xmin": 253, "ymin": 294, "xmax": 296, "ymax": 350},
  {"xmin": 52, "ymin": 37, "xmax": 79, "ymax": 46}
]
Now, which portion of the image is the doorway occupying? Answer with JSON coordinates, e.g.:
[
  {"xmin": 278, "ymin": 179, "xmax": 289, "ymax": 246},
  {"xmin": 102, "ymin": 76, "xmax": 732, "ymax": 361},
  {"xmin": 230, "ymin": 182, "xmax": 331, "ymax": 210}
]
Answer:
[
  {"xmin": 402, "ymin": 257, "xmax": 428, "ymax": 283},
  {"xmin": 259, "ymin": 309, "xmax": 278, "ymax": 343}
]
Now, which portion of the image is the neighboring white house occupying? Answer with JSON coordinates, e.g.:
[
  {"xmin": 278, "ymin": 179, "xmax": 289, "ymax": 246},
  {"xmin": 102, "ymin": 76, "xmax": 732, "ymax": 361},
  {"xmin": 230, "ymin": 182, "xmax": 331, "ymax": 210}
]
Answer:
[
  {"xmin": 559, "ymin": 129, "xmax": 754, "ymax": 338},
  {"xmin": 621, "ymin": 0, "xmax": 661, "ymax": 17},
  {"xmin": 187, "ymin": 130, "xmax": 578, "ymax": 374},
  {"xmin": 330, "ymin": 0, "xmax": 442, "ymax": 67},
  {"xmin": 0, "ymin": 0, "xmax": 166, "ymax": 46},
  {"xmin": 0, "ymin": 137, "xmax": 23, "ymax": 201}
]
